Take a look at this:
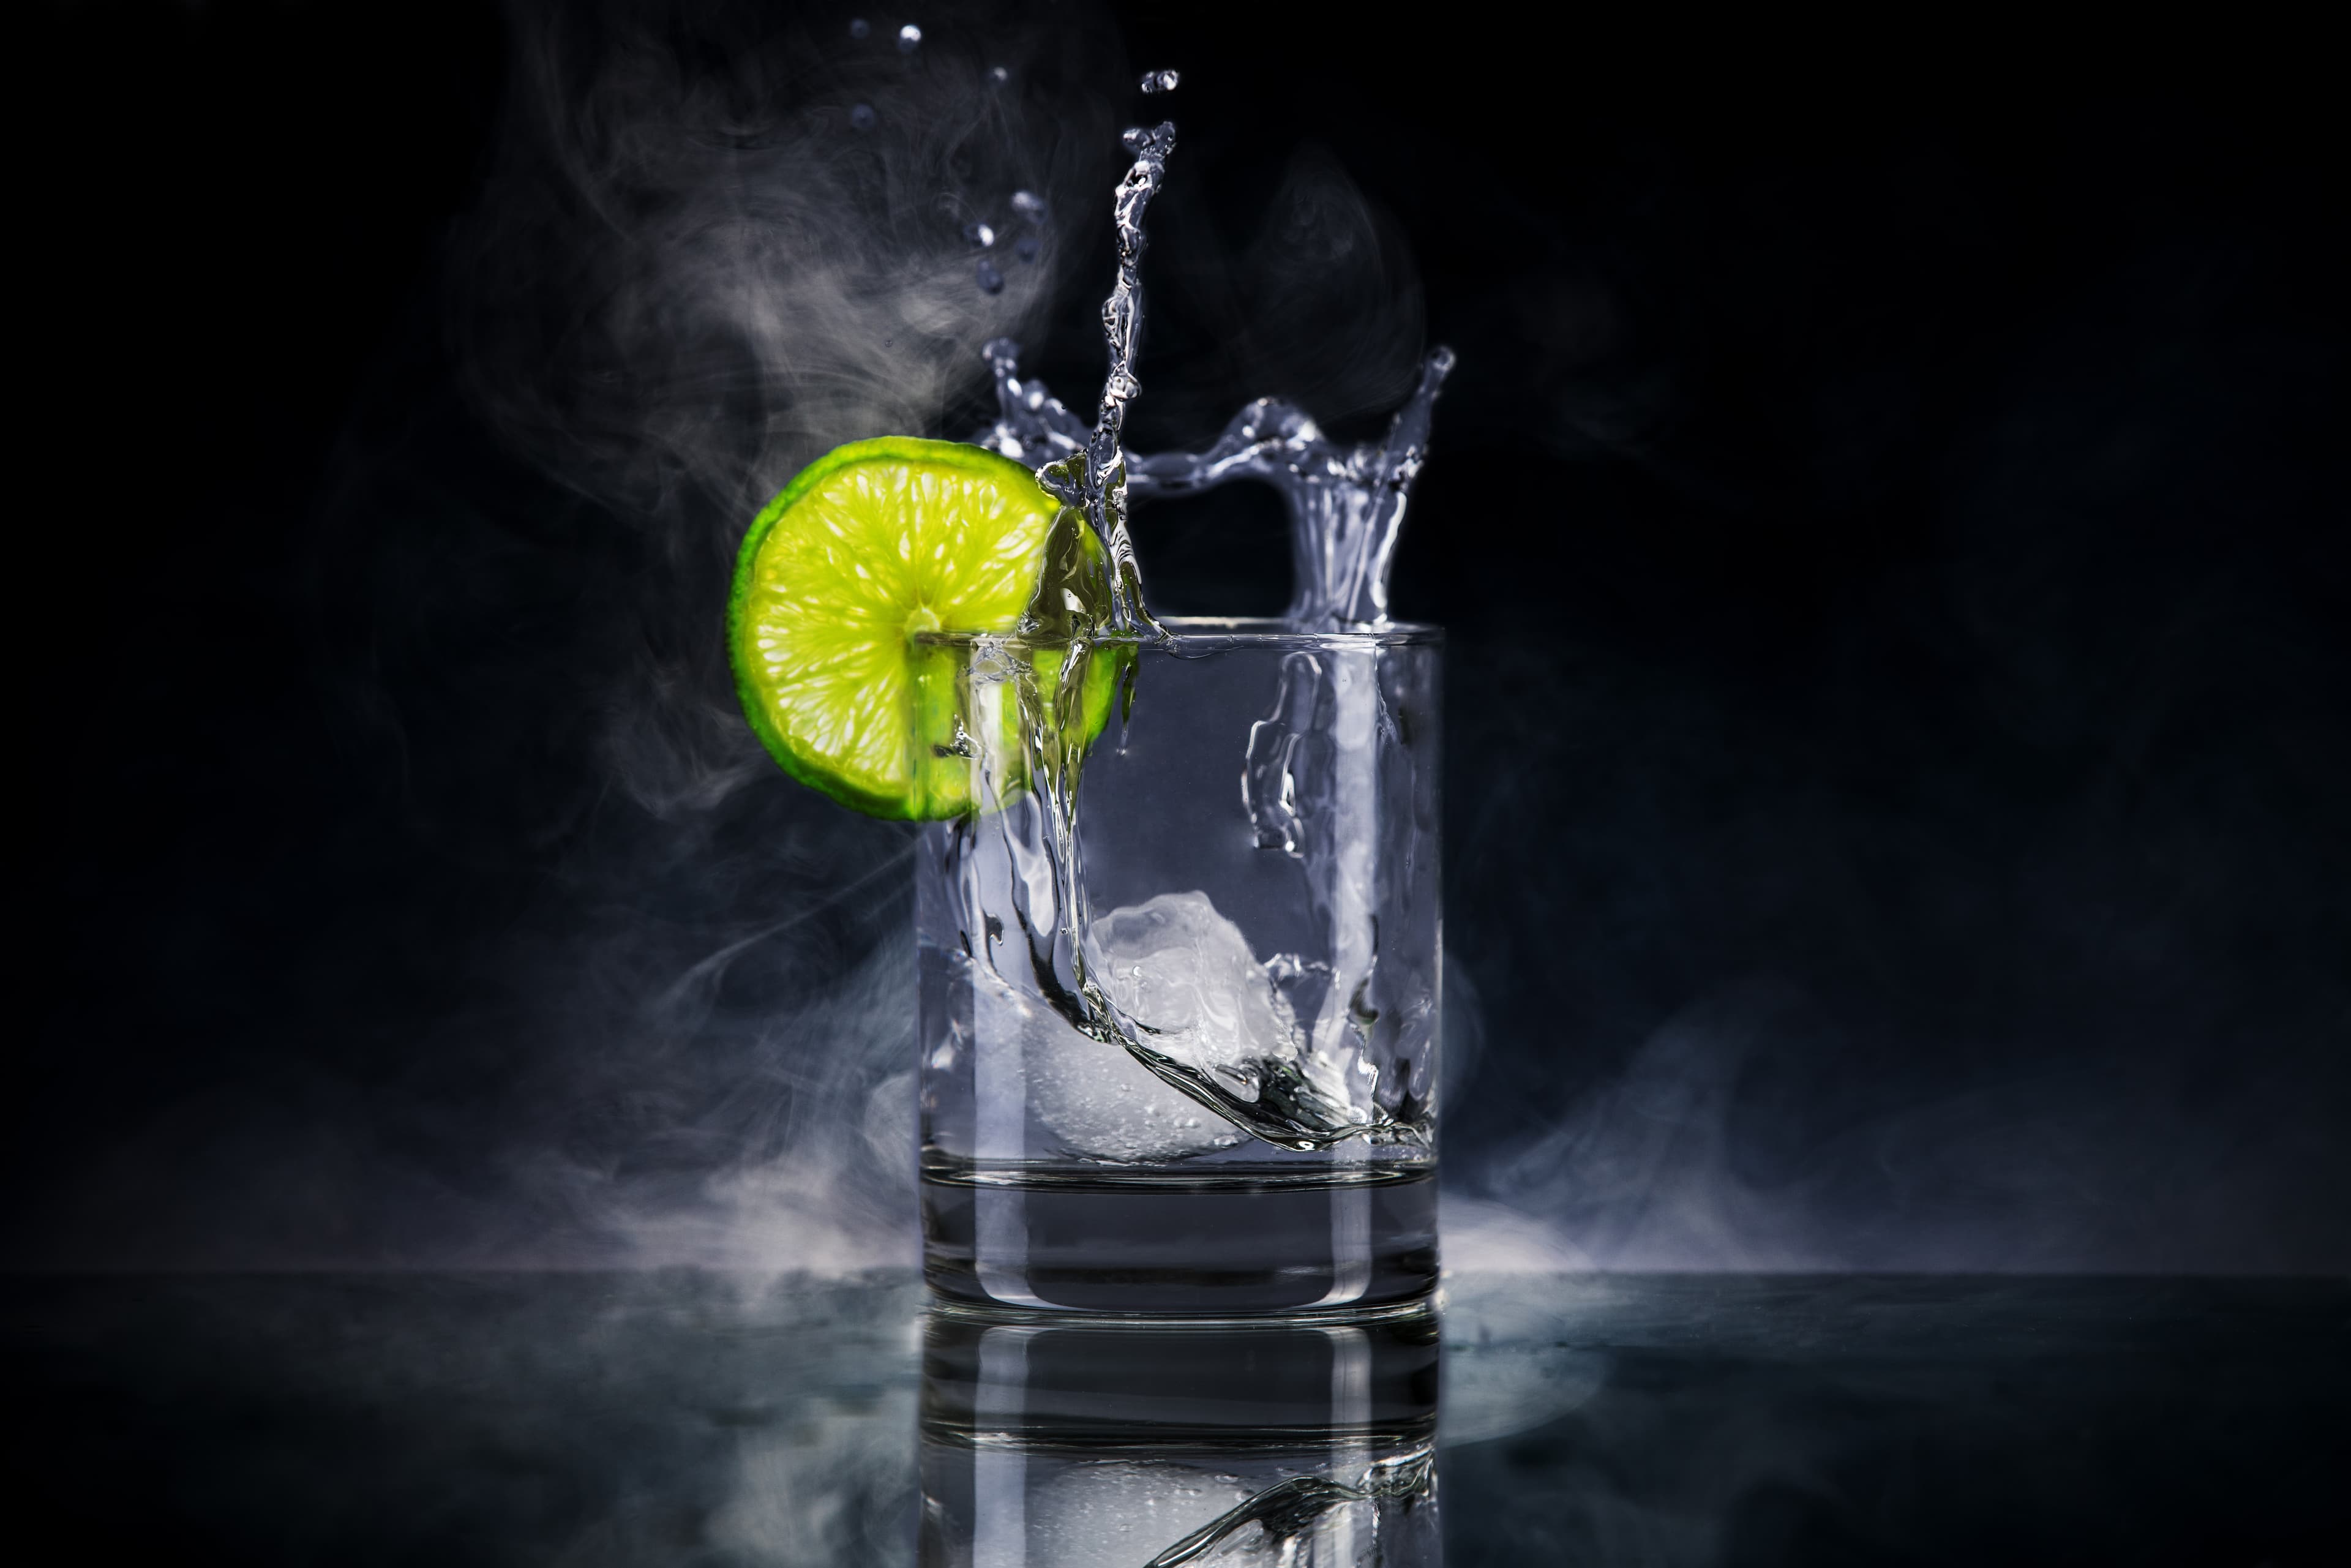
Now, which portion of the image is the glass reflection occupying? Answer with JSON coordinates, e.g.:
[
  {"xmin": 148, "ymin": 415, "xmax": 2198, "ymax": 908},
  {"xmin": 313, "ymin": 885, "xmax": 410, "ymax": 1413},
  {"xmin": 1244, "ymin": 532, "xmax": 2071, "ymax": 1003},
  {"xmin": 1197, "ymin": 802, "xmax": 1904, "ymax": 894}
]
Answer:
[{"xmin": 920, "ymin": 1304, "xmax": 1442, "ymax": 1566}]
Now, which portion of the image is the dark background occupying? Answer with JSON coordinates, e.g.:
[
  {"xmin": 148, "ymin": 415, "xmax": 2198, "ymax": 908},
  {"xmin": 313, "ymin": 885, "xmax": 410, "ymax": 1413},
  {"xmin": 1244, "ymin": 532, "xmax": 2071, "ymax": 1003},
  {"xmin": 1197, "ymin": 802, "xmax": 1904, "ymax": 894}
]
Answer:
[{"xmin": 13, "ymin": 1, "xmax": 2347, "ymax": 1272}]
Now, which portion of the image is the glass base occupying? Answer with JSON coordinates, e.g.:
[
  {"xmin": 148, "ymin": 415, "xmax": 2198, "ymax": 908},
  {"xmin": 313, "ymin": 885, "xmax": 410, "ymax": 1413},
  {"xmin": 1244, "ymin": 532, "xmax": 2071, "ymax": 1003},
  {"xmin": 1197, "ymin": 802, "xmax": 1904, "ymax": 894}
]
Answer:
[{"xmin": 921, "ymin": 1161, "xmax": 1439, "ymax": 1316}]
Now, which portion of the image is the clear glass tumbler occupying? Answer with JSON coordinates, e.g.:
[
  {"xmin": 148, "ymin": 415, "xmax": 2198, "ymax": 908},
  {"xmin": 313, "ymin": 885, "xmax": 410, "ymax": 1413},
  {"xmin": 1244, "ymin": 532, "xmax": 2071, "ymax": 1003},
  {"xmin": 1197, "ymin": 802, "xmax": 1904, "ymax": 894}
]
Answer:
[
  {"xmin": 919, "ymin": 1306, "xmax": 1442, "ymax": 1566},
  {"xmin": 915, "ymin": 618, "xmax": 1442, "ymax": 1314}
]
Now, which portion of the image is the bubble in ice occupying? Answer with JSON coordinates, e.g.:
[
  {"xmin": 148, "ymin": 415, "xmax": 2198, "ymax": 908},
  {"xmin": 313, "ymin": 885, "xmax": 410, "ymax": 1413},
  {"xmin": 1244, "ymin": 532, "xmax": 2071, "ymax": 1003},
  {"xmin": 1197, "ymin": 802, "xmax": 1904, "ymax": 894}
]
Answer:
[
  {"xmin": 1011, "ymin": 992, "xmax": 1244, "ymax": 1166},
  {"xmin": 1014, "ymin": 233, "xmax": 1039, "ymax": 263},
  {"xmin": 1024, "ymin": 1462, "xmax": 1252, "ymax": 1568},
  {"xmin": 963, "ymin": 220, "xmax": 996, "ymax": 249},
  {"xmin": 1140, "ymin": 68, "xmax": 1180, "ymax": 94},
  {"xmin": 1092, "ymin": 893, "xmax": 1300, "ymax": 1085},
  {"xmin": 849, "ymin": 102, "xmax": 876, "ymax": 132},
  {"xmin": 1010, "ymin": 189, "xmax": 1046, "ymax": 220},
  {"xmin": 1024, "ymin": 891, "xmax": 1300, "ymax": 1161},
  {"xmin": 975, "ymin": 258, "xmax": 1005, "ymax": 295},
  {"xmin": 847, "ymin": 17, "xmax": 870, "ymax": 40},
  {"xmin": 897, "ymin": 23, "xmax": 922, "ymax": 52},
  {"xmin": 1025, "ymin": 1022, "xmax": 1245, "ymax": 1163}
]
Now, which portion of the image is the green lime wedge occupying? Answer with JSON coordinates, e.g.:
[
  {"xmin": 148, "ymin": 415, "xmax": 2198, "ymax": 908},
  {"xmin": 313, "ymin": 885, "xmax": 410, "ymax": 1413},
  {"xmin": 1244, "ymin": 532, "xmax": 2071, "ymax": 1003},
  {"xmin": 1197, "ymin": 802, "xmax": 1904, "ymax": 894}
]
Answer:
[{"xmin": 727, "ymin": 437, "xmax": 1122, "ymax": 820}]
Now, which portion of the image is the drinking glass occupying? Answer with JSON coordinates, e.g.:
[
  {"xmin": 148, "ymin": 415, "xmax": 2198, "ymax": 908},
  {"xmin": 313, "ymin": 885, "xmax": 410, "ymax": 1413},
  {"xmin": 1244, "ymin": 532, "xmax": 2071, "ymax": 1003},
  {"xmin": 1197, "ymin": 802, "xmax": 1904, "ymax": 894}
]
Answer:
[
  {"xmin": 915, "ymin": 618, "xmax": 1441, "ymax": 1314},
  {"xmin": 920, "ymin": 1305, "xmax": 1442, "ymax": 1565}
]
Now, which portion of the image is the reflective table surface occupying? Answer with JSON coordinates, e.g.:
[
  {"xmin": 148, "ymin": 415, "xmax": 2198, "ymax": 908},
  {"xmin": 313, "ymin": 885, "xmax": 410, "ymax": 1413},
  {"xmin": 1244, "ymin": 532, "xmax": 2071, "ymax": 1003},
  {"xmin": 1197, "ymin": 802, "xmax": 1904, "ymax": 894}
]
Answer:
[{"xmin": 7, "ymin": 1273, "xmax": 2345, "ymax": 1564}]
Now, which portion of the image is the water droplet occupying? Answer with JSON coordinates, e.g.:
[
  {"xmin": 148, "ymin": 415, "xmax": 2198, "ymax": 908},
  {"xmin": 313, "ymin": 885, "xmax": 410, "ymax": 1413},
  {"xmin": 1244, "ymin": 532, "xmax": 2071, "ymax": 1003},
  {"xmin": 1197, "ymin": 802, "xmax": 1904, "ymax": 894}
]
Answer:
[
  {"xmin": 1010, "ymin": 189, "xmax": 1046, "ymax": 221},
  {"xmin": 1140, "ymin": 69, "xmax": 1180, "ymax": 94},
  {"xmin": 977, "ymin": 259, "xmax": 1004, "ymax": 294},
  {"xmin": 988, "ymin": 65, "xmax": 1009, "ymax": 85},
  {"xmin": 1014, "ymin": 233, "xmax": 1039, "ymax": 263},
  {"xmin": 849, "ymin": 102, "xmax": 876, "ymax": 132},
  {"xmin": 963, "ymin": 221, "xmax": 996, "ymax": 249},
  {"xmin": 898, "ymin": 23, "xmax": 922, "ymax": 52},
  {"xmin": 848, "ymin": 18, "xmax": 870, "ymax": 40}
]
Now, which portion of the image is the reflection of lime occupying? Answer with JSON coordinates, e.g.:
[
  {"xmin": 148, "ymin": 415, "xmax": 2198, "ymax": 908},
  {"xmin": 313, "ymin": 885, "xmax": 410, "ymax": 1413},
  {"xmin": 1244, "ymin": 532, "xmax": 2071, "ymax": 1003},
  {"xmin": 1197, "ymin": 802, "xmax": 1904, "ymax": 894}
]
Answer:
[{"xmin": 726, "ymin": 437, "xmax": 1120, "ymax": 820}]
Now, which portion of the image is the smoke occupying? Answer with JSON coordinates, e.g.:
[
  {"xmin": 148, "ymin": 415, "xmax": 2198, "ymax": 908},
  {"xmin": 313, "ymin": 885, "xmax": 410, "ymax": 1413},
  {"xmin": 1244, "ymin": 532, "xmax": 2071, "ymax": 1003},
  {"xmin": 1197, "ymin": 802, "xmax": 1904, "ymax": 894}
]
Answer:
[
  {"xmin": 455, "ymin": 0, "xmax": 1120, "ymax": 819},
  {"xmin": 294, "ymin": 1, "xmax": 1125, "ymax": 1271},
  {"xmin": 1231, "ymin": 143, "xmax": 1427, "ymax": 427},
  {"xmin": 1082, "ymin": 132, "xmax": 1429, "ymax": 475},
  {"xmin": 462, "ymin": 1, "xmax": 1117, "ymax": 512},
  {"xmin": 514, "ymin": 925, "xmax": 924, "ymax": 1272}
]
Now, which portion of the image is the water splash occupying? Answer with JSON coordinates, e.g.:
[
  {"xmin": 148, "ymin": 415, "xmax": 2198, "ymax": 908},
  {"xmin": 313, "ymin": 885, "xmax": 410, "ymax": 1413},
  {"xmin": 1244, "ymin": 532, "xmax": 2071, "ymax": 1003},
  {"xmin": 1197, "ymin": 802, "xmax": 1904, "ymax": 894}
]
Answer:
[
  {"xmin": 980, "ymin": 344, "xmax": 1455, "ymax": 626},
  {"xmin": 978, "ymin": 336, "xmax": 1089, "ymax": 464},
  {"xmin": 929, "ymin": 129, "xmax": 1193, "ymax": 1128},
  {"xmin": 945, "ymin": 119, "xmax": 1451, "ymax": 1157},
  {"xmin": 979, "ymin": 340, "xmax": 1453, "ymax": 1135},
  {"xmin": 1128, "ymin": 354, "xmax": 1455, "ymax": 1100},
  {"xmin": 1031, "ymin": 121, "xmax": 1177, "ymax": 637}
]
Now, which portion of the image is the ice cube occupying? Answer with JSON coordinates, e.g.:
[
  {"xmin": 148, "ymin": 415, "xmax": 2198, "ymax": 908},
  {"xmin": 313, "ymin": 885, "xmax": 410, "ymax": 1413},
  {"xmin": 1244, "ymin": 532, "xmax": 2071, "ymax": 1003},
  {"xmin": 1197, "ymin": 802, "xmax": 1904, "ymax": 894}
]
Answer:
[
  {"xmin": 1024, "ymin": 890, "xmax": 1298, "ymax": 1162},
  {"xmin": 1090, "ymin": 891, "xmax": 1300, "ymax": 1082},
  {"xmin": 1024, "ymin": 1000, "xmax": 1243, "ymax": 1163},
  {"xmin": 960, "ymin": 914, "xmax": 1240, "ymax": 1164}
]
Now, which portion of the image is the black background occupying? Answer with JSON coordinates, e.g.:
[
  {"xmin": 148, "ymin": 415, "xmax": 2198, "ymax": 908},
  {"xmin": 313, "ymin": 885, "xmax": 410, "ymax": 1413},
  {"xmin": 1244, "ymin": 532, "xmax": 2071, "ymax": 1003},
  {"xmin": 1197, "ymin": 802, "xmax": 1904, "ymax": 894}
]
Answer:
[{"xmin": 14, "ymin": 1, "xmax": 2347, "ymax": 1270}]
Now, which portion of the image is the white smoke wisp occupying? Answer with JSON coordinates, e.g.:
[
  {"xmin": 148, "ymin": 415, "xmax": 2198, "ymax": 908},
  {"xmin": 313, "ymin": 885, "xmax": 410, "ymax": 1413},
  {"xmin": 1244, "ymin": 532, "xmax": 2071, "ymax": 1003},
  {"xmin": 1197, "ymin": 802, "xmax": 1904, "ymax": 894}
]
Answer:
[
  {"xmin": 1446, "ymin": 970, "xmax": 2339, "ymax": 1275},
  {"xmin": 1236, "ymin": 143, "xmax": 1427, "ymax": 427},
  {"xmin": 417, "ymin": 4, "xmax": 1126, "ymax": 1275},
  {"xmin": 454, "ymin": 0, "xmax": 1120, "ymax": 817},
  {"xmin": 562, "ymin": 927, "xmax": 926, "ymax": 1276}
]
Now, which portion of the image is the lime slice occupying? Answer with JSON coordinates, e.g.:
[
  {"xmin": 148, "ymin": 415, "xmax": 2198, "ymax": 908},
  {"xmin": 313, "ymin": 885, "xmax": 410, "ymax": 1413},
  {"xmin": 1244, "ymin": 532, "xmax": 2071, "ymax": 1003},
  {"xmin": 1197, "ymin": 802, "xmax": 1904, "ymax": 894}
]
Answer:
[{"xmin": 727, "ymin": 437, "xmax": 1122, "ymax": 819}]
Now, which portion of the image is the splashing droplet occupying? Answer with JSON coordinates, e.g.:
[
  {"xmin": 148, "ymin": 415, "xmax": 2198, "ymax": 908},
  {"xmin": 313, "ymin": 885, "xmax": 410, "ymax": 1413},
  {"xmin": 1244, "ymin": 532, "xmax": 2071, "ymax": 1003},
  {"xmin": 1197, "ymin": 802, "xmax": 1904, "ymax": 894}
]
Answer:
[
  {"xmin": 849, "ymin": 102, "xmax": 875, "ymax": 132},
  {"xmin": 964, "ymin": 221, "xmax": 996, "ymax": 249},
  {"xmin": 976, "ymin": 259, "xmax": 1004, "ymax": 294},
  {"xmin": 1033, "ymin": 119, "xmax": 1177, "ymax": 636},
  {"xmin": 898, "ymin": 23, "xmax": 922, "ymax": 52},
  {"xmin": 1141, "ymin": 69, "xmax": 1180, "ymax": 94},
  {"xmin": 1010, "ymin": 189, "xmax": 1046, "ymax": 221},
  {"xmin": 987, "ymin": 65, "xmax": 1009, "ymax": 85},
  {"xmin": 1014, "ymin": 233, "xmax": 1039, "ymax": 263},
  {"xmin": 848, "ymin": 18, "xmax": 870, "ymax": 40}
]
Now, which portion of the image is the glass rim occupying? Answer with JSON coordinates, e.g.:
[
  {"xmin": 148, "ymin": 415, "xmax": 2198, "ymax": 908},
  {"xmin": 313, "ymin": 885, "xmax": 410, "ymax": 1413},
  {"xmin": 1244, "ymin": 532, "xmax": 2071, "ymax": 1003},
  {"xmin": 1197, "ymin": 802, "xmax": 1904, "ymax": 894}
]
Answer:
[{"xmin": 912, "ymin": 615, "xmax": 1442, "ymax": 651}]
